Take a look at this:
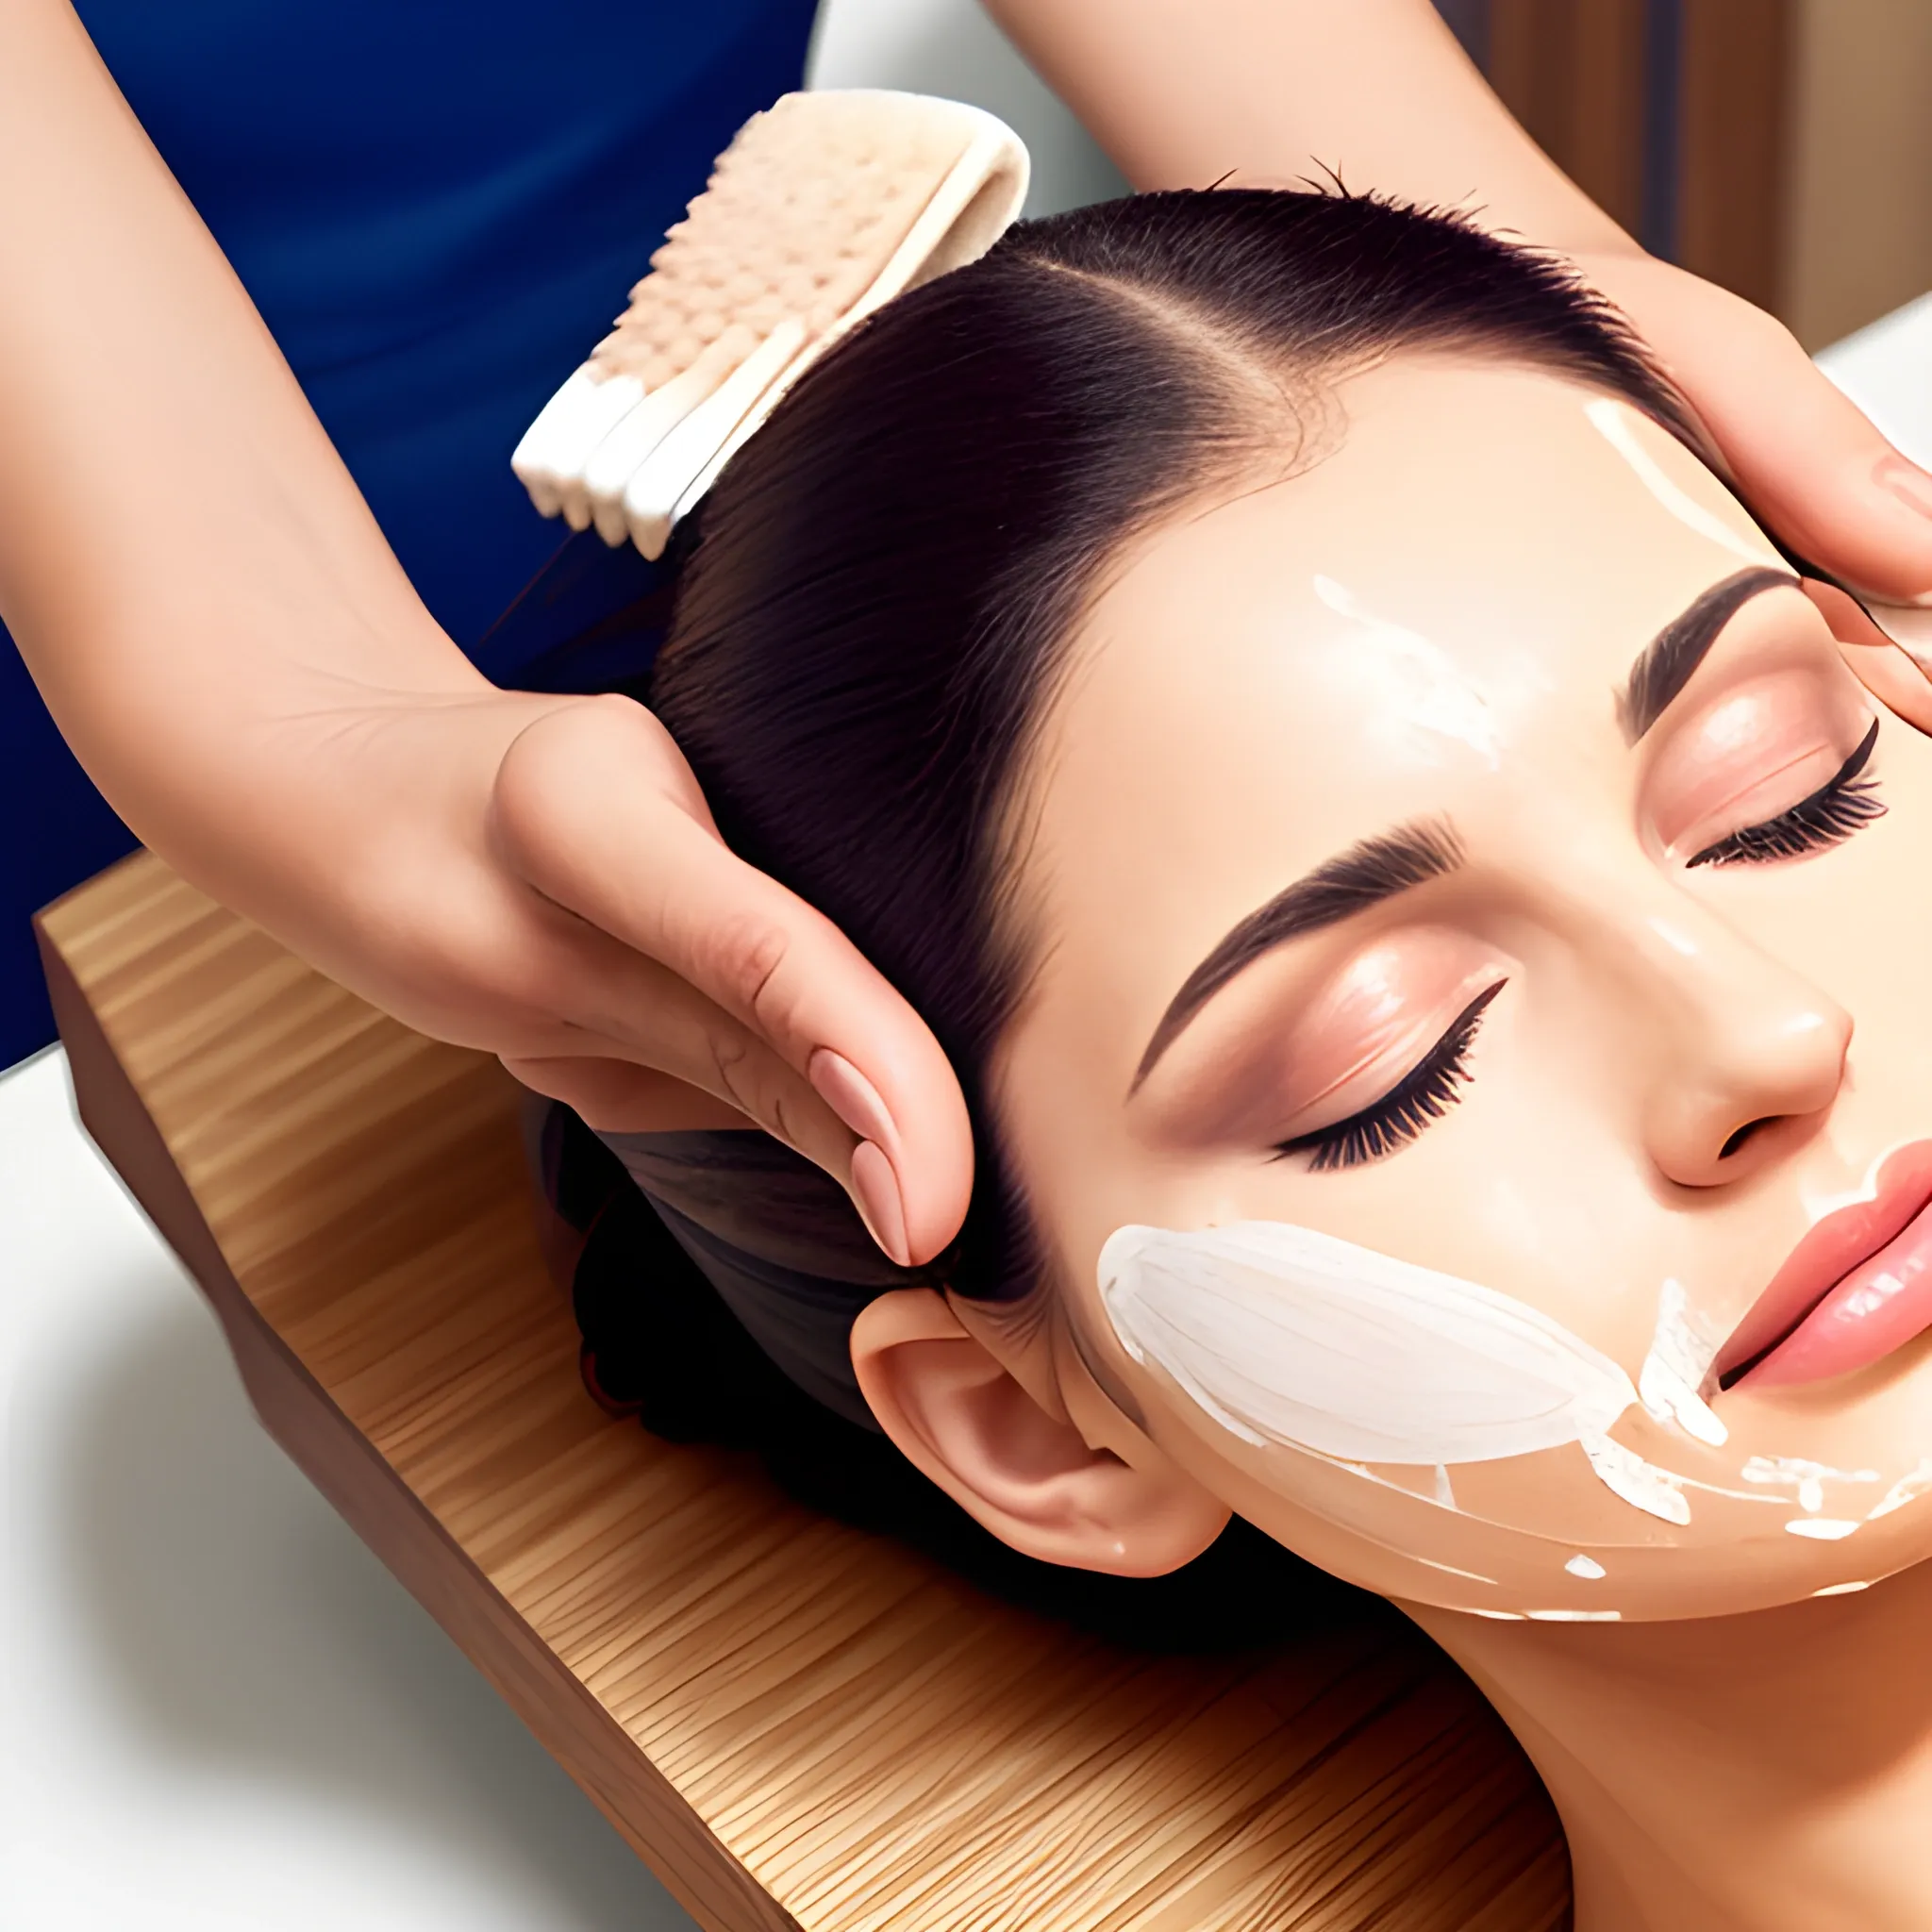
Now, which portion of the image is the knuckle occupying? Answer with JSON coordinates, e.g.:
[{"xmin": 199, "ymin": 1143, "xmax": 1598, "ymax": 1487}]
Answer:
[
  {"xmin": 492, "ymin": 698, "xmax": 634, "ymax": 822},
  {"xmin": 692, "ymin": 909, "xmax": 793, "ymax": 1024},
  {"xmin": 491, "ymin": 713, "xmax": 582, "ymax": 853},
  {"xmin": 698, "ymin": 1028, "xmax": 798, "ymax": 1142},
  {"xmin": 1723, "ymin": 288, "xmax": 1798, "ymax": 358},
  {"xmin": 491, "ymin": 695, "xmax": 691, "ymax": 877},
  {"xmin": 703, "ymin": 1024, "xmax": 755, "ymax": 1101}
]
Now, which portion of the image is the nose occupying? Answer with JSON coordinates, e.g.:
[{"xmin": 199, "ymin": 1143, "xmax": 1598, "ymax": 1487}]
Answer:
[{"xmin": 1613, "ymin": 903, "xmax": 1852, "ymax": 1190}]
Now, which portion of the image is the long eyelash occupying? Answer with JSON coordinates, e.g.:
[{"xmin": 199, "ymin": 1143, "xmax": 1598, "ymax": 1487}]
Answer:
[
  {"xmin": 1277, "ymin": 981, "xmax": 1506, "ymax": 1173},
  {"xmin": 1688, "ymin": 718, "xmax": 1885, "ymax": 869}
]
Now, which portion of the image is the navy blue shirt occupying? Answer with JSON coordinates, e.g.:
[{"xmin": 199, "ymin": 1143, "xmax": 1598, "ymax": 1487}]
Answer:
[{"xmin": 2, "ymin": 0, "xmax": 818, "ymax": 1067}]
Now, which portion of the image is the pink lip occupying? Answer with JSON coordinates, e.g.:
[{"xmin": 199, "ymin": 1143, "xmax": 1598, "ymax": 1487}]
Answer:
[{"xmin": 1722, "ymin": 1142, "xmax": 1932, "ymax": 1391}]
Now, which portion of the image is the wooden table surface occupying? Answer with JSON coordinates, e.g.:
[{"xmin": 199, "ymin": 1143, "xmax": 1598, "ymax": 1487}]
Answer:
[{"xmin": 36, "ymin": 851, "xmax": 1569, "ymax": 1932}]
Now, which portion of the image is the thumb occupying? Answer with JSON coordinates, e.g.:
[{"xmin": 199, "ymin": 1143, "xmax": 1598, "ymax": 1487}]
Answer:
[{"xmin": 1584, "ymin": 253, "xmax": 1932, "ymax": 605}]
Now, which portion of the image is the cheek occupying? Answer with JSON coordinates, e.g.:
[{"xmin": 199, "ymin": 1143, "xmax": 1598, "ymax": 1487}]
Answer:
[
  {"xmin": 1221, "ymin": 990, "xmax": 1670, "ymax": 1368},
  {"xmin": 1094, "ymin": 1203, "xmax": 1932, "ymax": 1624},
  {"xmin": 1015, "ymin": 975, "xmax": 1674, "ymax": 1395}
]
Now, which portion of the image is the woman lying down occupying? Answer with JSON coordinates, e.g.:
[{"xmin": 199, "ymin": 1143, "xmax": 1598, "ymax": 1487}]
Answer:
[{"xmin": 534, "ymin": 187, "xmax": 1932, "ymax": 1929}]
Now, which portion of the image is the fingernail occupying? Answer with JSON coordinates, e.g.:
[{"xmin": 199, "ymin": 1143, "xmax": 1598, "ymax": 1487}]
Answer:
[
  {"xmin": 1879, "ymin": 453, "xmax": 1932, "ymax": 524},
  {"xmin": 808, "ymin": 1051, "xmax": 911, "ymax": 1265},
  {"xmin": 808, "ymin": 1047, "xmax": 900, "ymax": 1156},
  {"xmin": 849, "ymin": 1140, "xmax": 910, "ymax": 1267},
  {"xmin": 1862, "ymin": 458, "xmax": 1932, "ymax": 607}
]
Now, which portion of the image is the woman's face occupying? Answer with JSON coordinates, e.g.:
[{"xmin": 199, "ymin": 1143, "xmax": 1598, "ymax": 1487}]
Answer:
[{"xmin": 993, "ymin": 354, "xmax": 1932, "ymax": 1621}]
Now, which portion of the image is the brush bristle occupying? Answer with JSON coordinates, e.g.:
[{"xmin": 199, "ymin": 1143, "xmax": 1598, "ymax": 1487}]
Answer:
[
  {"xmin": 510, "ymin": 90, "xmax": 1024, "ymax": 557},
  {"xmin": 591, "ymin": 92, "xmax": 975, "ymax": 390}
]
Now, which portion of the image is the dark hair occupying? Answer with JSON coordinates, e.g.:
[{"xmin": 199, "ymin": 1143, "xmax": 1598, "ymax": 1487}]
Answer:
[{"xmin": 569, "ymin": 188, "xmax": 1692, "ymax": 1643}]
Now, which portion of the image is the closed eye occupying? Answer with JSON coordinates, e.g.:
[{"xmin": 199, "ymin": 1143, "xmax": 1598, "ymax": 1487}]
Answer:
[
  {"xmin": 1275, "ymin": 981, "xmax": 1506, "ymax": 1172},
  {"xmin": 1687, "ymin": 718, "xmax": 1884, "ymax": 868}
]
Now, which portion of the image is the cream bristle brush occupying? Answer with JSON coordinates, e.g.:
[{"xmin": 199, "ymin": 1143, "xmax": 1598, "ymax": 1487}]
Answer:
[{"xmin": 511, "ymin": 90, "xmax": 1030, "ymax": 559}]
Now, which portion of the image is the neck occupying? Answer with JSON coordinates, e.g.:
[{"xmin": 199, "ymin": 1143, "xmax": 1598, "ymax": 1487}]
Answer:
[{"xmin": 1407, "ymin": 1560, "xmax": 1932, "ymax": 1931}]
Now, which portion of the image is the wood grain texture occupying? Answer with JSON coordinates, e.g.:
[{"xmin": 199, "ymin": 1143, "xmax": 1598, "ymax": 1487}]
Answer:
[
  {"xmin": 1676, "ymin": 0, "xmax": 1792, "ymax": 313},
  {"xmin": 37, "ymin": 851, "xmax": 1571, "ymax": 1932},
  {"xmin": 1488, "ymin": 0, "xmax": 1649, "ymax": 237}
]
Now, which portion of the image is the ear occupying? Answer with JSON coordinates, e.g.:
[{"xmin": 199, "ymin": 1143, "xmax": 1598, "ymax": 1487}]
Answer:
[{"xmin": 850, "ymin": 1288, "xmax": 1228, "ymax": 1576}]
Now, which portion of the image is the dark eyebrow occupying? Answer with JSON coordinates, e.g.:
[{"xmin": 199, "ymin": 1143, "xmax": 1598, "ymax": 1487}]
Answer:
[
  {"xmin": 1131, "ymin": 817, "xmax": 1465, "ymax": 1092},
  {"xmin": 1617, "ymin": 565, "xmax": 1800, "ymax": 741}
]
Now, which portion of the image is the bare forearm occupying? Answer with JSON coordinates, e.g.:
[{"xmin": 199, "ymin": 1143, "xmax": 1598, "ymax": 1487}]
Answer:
[
  {"xmin": 0, "ymin": 1, "xmax": 482, "ymax": 845},
  {"xmin": 988, "ymin": 0, "xmax": 1630, "ymax": 256}
]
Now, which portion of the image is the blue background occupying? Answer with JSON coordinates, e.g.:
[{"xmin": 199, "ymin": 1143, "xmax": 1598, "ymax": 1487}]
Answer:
[{"xmin": 3, "ymin": 0, "xmax": 817, "ymax": 1069}]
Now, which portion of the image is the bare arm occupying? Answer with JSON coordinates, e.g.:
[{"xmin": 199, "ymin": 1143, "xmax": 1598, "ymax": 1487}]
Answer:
[
  {"xmin": 0, "ymin": 0, "xmax": 474, "ymax": 782},
  {"xmin": 993, "ymin": 0, "xmax": 1624, "ymax": 247},
  {"xmin": 991, "ymin": 0, "xmax": 1932, "ymax": 605},
  {"xmin": 0, "ymin": 0, "xmax": 971, "ymax": 1265}
]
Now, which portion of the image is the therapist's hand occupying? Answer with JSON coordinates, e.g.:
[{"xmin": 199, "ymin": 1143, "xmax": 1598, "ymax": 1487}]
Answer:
[
  {"xmin": 1574, "ymin": 248, "xmax": 1932, "ymax": 605},
  {"xmin": 280, "ymin": 682, "xmax": 970, "ymax": 1269},
  {"xmin": 0, "ymin": 0, "xmax": 970, "ymax": 1267},
  {"xmin": 994, "ymin": 0, "xmax": 1932, "ymax": 604}
]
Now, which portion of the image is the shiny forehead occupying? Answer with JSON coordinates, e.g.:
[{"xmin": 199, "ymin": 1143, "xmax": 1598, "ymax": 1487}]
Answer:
[{"xmin": 1024, "ymin": 358, "xmax": 1780, "ymax": 842}]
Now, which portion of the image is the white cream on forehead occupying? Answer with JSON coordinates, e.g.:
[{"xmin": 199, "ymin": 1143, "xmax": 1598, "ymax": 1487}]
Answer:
[
  {"xmin": 1581, "ymin": 397, "xmax": 1774, "ymax": 569},
  {"xmin": 1310, "ymin": 574, "xmax": 1501, "ymax": 766},
  {"xmin": 1099, "ymin": 1219, "xmax": 1690, "ymax": 1524}
]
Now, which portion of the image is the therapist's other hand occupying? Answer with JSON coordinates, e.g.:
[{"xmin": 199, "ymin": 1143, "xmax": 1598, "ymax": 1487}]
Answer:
[
  {"xmin": 188, "ymin": 685, "xmax": 971, "ymax": 1270},
  {"xmin": 987, "ymin": 0, "xmax": 1932, "ymax": 637},
  {"xmin": 1582, "ymin": 252, "xmax": 1932, "ymax": 737},
  {"xmin": 1577, "ymin": 249, "xmax": 1932, "ymax": 608}
]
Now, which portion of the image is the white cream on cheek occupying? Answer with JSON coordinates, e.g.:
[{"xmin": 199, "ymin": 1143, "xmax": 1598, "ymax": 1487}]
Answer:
[
  {"xmin": 1101, "ymin": 1222, "xmax": 1932, "ymax": 1563},
  {"xmin": 1638, "ymin": 1276, "xmax": 1727, "ymax": 1447},
  {"xmin": 1099, "ymin": 1219, "xmax": 1691, "ymax": 1525}
]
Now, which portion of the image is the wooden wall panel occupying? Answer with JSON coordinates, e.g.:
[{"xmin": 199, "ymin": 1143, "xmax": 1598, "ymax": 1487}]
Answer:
[
  {"xmin": 1488, "ymin": 0, "xmax": 1650, "ymax": 237},
  {"xmin": 1781, "ymin": 0, "xmax": 1932, "ymax": 349},
  {"xmin": 1676, "ymin": 0, "xmax": 1792, "ymax": 313},
  {"xmin": 1479, "ymin": 0, "xmax": 1797, "ymax": 318}
]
